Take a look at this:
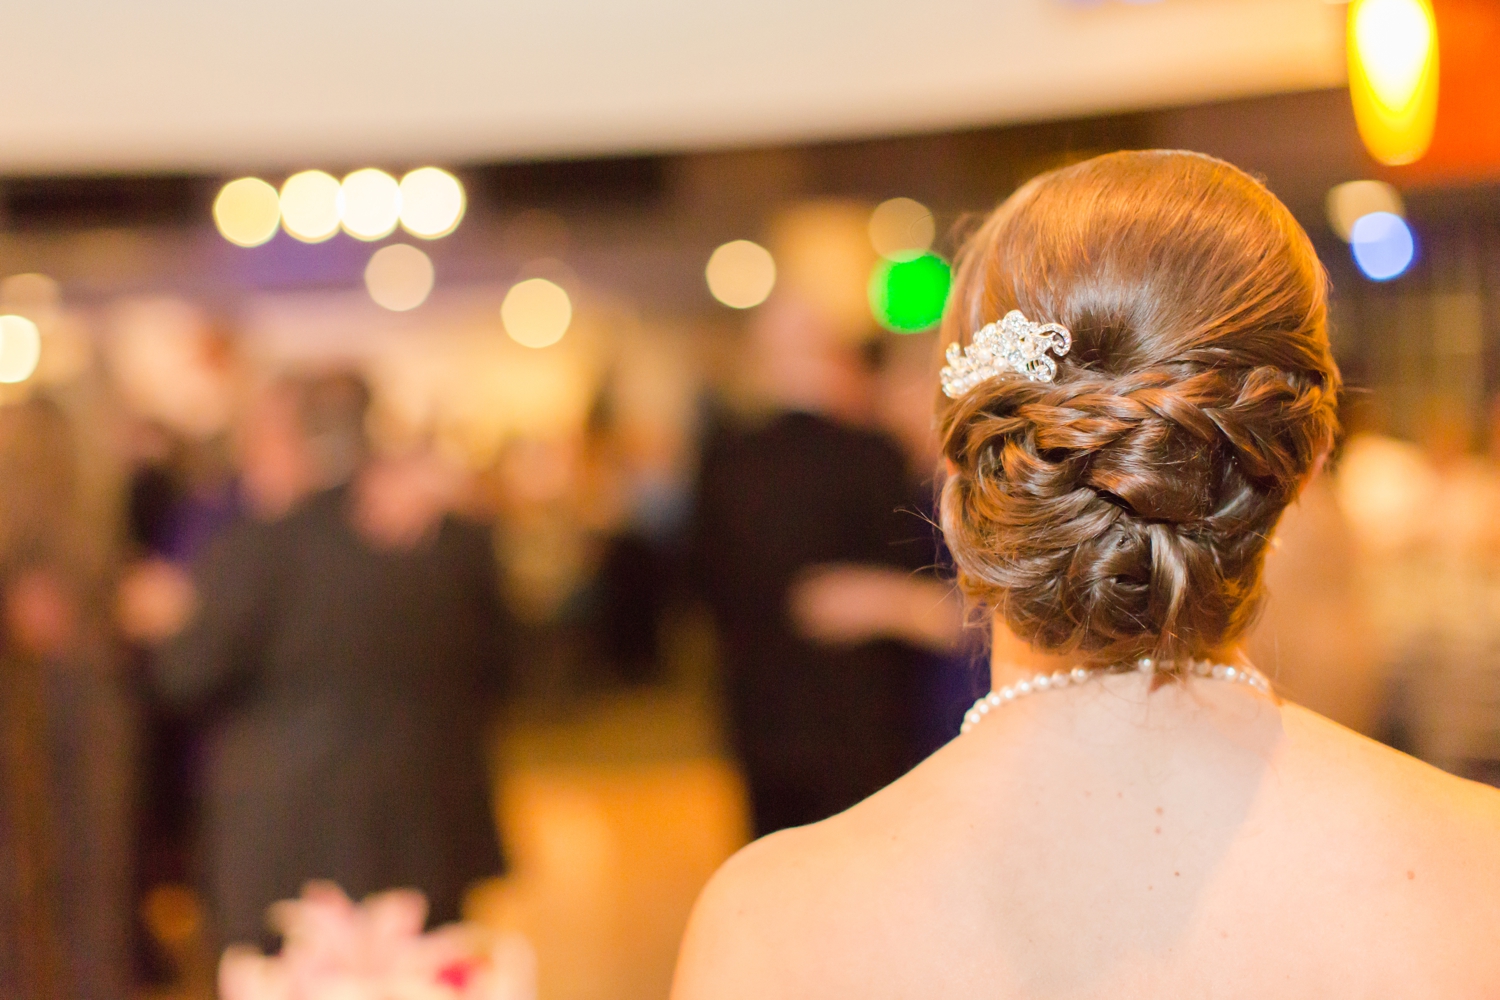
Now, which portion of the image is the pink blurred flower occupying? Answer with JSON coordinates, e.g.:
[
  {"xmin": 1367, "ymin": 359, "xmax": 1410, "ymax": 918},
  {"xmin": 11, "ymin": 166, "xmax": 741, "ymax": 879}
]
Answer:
[{"xmin": 219, "ymin": 883, "xmax": 535, "ymax": 1000}]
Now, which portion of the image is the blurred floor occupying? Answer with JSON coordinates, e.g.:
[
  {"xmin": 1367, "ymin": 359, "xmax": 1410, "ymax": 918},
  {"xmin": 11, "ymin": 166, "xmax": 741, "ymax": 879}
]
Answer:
[
  {"xmin": 471, "ymin": 689, "xmax": 748, "ymax": 1000},
  {"xmin": 134, "ymin": 687, "xmax": 745, "ymax": 1000}
]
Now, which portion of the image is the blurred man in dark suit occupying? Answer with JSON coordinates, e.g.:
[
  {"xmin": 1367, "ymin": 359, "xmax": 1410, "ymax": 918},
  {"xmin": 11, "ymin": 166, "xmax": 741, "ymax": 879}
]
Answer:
[
  {"xmin": 141, "ymin": 373, "xmax": 508, "ymax": 948},
  {"xmin": 692, "ymin": 297, "xmax": 932, "ymax": 837}
]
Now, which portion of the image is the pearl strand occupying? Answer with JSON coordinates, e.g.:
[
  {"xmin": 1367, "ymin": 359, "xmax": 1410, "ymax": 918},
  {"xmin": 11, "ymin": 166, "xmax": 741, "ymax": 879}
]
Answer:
[{"xmin": 960, "ymin": 657, "xmax": 1272, "ymax": 734}]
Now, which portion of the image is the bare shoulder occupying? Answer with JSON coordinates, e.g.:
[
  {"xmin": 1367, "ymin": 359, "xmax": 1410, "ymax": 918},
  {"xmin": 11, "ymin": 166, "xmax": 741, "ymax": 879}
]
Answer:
[
  {"xmin": 672, "ymin": 705, "xmax": 1500, "ymax": 998},
  {"xmin": 1282, "ymin": 701, "xmax": 1500, "ymax": 837},
  {"xmin": 1279, "ymin": 703, "xmax": 1500, "ymax": 955},
  {"xmin": 671, "ymin": 822, "xmax": 842, "ymax": 1000},
  {"xmin": 671, "ymin": 757, "xmax": 964, "ymax": 1000}
]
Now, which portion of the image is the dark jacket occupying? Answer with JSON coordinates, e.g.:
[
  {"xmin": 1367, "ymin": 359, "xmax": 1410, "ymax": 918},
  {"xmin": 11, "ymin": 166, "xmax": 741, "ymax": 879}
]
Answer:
[
  {"xmin": 156, "ymin": 486, "xmax": 507, "ymax": 946},
  {"xmin": 693, "ymin": 411, "xmax": 926, "ymax": 833}
]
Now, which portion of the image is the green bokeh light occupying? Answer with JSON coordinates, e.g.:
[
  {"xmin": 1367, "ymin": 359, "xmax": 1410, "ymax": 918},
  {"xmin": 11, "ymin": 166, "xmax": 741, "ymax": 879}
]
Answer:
[{"xmin": 869, "ymin": 252, "xmax": 951, "ymax": 333}]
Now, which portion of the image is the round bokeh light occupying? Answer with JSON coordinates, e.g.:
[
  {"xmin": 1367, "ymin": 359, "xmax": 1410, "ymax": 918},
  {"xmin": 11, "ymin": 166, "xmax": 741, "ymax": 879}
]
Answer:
[
  {"xmin": 399, "ymin": 168, "xmax": 466, "ymax": 239},
  {"xmin": 502, "ymin": 278, "xmax": 573, "ymax": 348},
  {"xmin": 1326, "ymin": 179, "xmax": 1404, "ymax": 243},
  {"xmin": 1350, "ymin": 211, "xmax": 1415, "ymax": 281},
  {"xmin": 0, "ymin": 315, "xmax": 42, "ymax": 383},
  {"xmin": 705, "ymin": 240, "xmax": 776, "ymax": 309},
  {"xmin": 364, "ymin": 244, "xmax": 435, "ymax": 311},
  {"xmin": 214, "ymin": 177, "xmax": 282, "ymax": 247},
  {"xmin": 869, "ymin": 253, "xmax": 951, "ymax": 332},
  {"xmin": 868, "ymin": 197, "xmax": 935, "ymax": 261},
  {"xmin": 280, "ymin": 170, "xmax": 342, "ymax": 243},
  {"xmin": 341, "ymin": 168, "xmax": 401, "ymax": 241}
]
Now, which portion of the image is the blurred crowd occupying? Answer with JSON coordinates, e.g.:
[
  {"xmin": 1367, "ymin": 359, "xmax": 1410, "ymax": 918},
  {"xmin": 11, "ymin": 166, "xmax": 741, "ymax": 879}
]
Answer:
[
  {"xmin": 0, "ymin": 287, "xmax": 971, "ymax": 999},
  {"xmin": 3, "ymin": 281, "xmax": 1500, "ymax": 999}
]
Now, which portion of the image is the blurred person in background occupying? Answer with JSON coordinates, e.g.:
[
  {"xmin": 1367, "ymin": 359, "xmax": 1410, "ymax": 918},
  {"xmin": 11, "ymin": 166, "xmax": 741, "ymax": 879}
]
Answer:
[
  {"xmin": 127, "ymin": 371, "xmax": 510, "ymax": 950},
  {"xmin": 487, "ymin": 433, "xmax": 601, "ymax": 706},
  {"xmin": 1245, "ymin": 466, "xmax": 1379, "ymax": 736},
  {"xmin": 0, "ymin": 397, "xmax": 135, "ymax": 1000},
  {"xmin": 125, "ymin": 419, "xmax": 240, "ymax": 563},
  {"xmin": 118, "ymin": 415, "xmax": 243, "ymax": 990},
  {"xmin": 110, "ymin": 318, "xmax": 250, "ymax": 991},
  {"xmin": 864, "ymin": 330, "xmax": 975, "ymax": 750},
  {"xmin": 785, "ymin": 330, "xmax": 972, "ymax": 755},
  {"xmin": 586, "ymin": 352, "xmax": 700, "ymax": 689},
  {"xmin": 1338, "ymin": 397, "xmax": 1500, "ymax": 781},
  {"xmin": 692, "ymin": 295, "xmax": 936, "ymax": 837}
]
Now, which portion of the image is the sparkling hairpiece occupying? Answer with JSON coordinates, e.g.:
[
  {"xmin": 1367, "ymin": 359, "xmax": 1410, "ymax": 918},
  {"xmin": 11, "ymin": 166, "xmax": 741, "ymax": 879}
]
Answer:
[{"xmin": 940, "ymin": 310, "xmax": 1072, "ymax": 398}]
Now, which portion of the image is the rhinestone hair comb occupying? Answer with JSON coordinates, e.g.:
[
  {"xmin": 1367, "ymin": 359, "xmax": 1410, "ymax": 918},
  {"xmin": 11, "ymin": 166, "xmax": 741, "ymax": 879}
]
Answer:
[{"xmin": 939, "ymin": 310, "xmax": 1072, "ymax": 398}]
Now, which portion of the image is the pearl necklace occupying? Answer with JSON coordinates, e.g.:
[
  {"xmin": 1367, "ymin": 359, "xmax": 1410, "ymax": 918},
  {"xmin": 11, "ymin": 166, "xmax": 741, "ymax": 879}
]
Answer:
[{"xmin": 960, "ymin": 657, "xmax": 1272, "ymax": 734}]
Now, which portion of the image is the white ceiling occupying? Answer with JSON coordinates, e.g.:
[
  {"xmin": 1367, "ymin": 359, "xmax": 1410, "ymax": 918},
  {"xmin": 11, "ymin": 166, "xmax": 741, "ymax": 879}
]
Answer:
[{"xmin": 0, "ymin": 0, "xmax": 1346, "ymax": 174}]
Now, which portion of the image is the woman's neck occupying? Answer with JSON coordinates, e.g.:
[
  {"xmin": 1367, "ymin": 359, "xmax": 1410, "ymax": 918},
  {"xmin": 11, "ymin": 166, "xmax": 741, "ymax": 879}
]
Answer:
[
  {"xmin": 988, "ymin": 614, "xmax": 1246, "ymax": 690},
  {"xmin": 989, "ymin": 622, "xmax": 1083, "ymax": 689}
]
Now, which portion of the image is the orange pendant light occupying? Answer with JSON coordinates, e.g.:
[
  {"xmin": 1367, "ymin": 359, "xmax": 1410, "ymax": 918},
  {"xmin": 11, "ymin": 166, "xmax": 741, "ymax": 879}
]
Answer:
[{"xmin": 1348, "ymin": 0, "xmax": 1440, "ymax": 166}]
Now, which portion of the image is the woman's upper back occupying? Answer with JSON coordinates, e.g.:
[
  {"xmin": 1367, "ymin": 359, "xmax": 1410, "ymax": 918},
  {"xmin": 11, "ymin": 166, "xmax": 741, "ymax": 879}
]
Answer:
[{"xmin": 674, "ymin": 675, "xmax": 1500, "ymax": 998}]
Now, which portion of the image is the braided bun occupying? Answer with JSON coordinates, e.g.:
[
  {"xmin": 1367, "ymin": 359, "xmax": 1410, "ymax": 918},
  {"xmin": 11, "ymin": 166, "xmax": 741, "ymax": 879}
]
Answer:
[{"xmin": 938, "ymin": 151, "xmax": 1340, "ymax": 665}]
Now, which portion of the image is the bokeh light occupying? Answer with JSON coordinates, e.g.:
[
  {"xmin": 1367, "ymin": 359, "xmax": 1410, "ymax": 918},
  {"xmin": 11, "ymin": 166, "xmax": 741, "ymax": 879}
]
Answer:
[
  {"xmin": 399, "ymin": 168, "xmax": 466, "ymax": 239},
  {"xmin": 341, "ymin": 168, "xmax": 401, "ymax": 241},
  {"xmin": 502, "ymin": 278, "xmax": 572, "ymax": 348},
  {"xmin": 0, "ymin": 315, "xmax": 41, "ymax": 383},
  {"xmin": 1326, "ymin": 180, "xmax": 1404, "ymax": 241},
  {"xmin": 279, "ymin": 170, "xmax": 342, "ymax": 242},
  {"xmin": 213, "ymin": 177, "xmax": 282, "ymax": 247},
  {"xmin": 1348, "ymin": 0, "xmax": 1438, "ymax": 165},
  {"xmin": 364, "ymin": 244, "xmax": 435, "ymax": 311},
  {"xmin": 869, "ymin": 253, "xmax": 950, "ymax": 332},
  {"xmin": 1353, "ymin": 0, "xmax": 1434, "ymax": 110},
  {"xmin": 868, "ymin": 197, "xmax": 935, "ymax": 261},
  {"xmin": 1350, "ymin": 211, "xmax": 1416, "ymax": 281},
  {"xmin": 705, "ymin": 240, "xmax": 776, "ymax": 309}
]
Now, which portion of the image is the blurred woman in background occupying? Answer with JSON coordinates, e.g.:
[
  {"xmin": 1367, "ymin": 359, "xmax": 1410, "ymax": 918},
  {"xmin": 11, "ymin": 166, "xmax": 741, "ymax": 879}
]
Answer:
[{"xmin": 0, "ymin": 397, "xmax": 135, "ymax": 1000}]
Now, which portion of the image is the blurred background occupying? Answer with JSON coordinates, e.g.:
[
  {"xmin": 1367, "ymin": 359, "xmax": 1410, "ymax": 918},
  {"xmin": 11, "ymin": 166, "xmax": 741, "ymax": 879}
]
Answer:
[{"xmin": 0, "ymin": 0, "xmax": 1496, "ymax": 998}]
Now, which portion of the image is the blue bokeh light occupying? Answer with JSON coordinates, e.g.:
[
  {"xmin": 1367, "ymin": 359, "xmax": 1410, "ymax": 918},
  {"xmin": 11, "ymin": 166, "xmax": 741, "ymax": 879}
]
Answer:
[{"xmin": 1350, "ymin": 211, "xmax": 1415, "ymax": 281}]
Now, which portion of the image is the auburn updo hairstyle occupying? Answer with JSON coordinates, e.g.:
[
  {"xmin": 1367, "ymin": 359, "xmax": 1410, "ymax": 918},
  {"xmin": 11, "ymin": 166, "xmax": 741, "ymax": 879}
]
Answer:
[{"xmin": 939, "ymin": 150, "xmax": 1340, "ymax": 667}]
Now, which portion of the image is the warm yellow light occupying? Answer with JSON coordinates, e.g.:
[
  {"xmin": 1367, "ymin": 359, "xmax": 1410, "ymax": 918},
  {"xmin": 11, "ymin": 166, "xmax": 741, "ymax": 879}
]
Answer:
[
  {"xmin": 213, "ymin": 177, "xmax": 281, "ymax": 247},
  {"xmin": 1326, "ymin": 180, "xmax": 1405, "ymax": 241},
  {"xmin": 364, "ymin": 244, "xmax": 434, "ymax": 311},
  {"xmin": 1348, "ymin": 0, "xmax": 1439, "ymax": 165},
  {"xmin": 279, "ymin": 170, "xmax": 342, "ymax": 242},
  {"xmin": 502, "ymin": 278, "xmax": 572, "ymax": 348},
  {"xmin": 705, "ymin": 240, "xmax": 776, "ymax": 309},
  {"xmin": 0, "ymin": 315, "xmax": 41, "ymax": 383},
  {"xmin": 868, "ymin": 197, "xmax": 935, "ymax": 261},
  {"xmin": 1354, "ymin": 0, "xmax": 1432, "ymax": 110},
  {"xmin": 399, "ymin": 168, "xmax": 466, "ymax": 239},
  {"xmin": 341, "ymin": 169, "xmax": 401, "ymax": 241}
]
